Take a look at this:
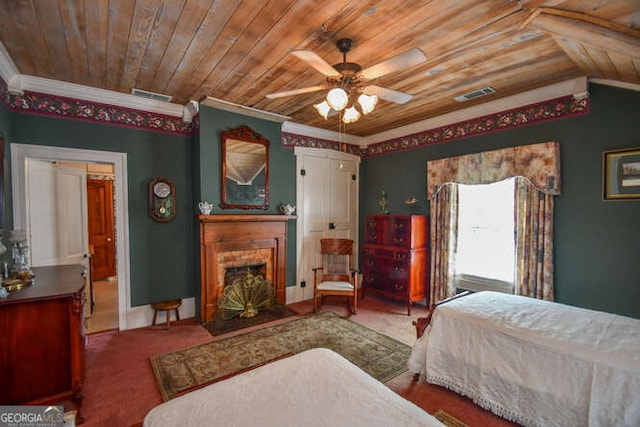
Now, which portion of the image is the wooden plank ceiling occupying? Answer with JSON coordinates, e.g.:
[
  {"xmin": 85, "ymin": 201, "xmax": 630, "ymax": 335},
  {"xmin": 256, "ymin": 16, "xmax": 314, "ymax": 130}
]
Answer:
[{"xmin": 0, "ymin": 0, "xmax": 638, "ymax": 137}]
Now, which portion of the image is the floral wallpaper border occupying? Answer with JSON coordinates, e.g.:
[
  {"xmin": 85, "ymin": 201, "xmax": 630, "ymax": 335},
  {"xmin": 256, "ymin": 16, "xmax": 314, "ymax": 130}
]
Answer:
[
  {"xmin": 281, "ymin": 133, "xmax": 361, "ymax": 155},
  {"xmin": 0, "ymin": 78, "xmax": 194, "ymax": 136},
  {"xmin": 282, "ymin": 95, "xmax": 588, "ymax": 157},
  {"xmin": 359, "ymin": 95, "xmax": 588, "ymax": 158}
]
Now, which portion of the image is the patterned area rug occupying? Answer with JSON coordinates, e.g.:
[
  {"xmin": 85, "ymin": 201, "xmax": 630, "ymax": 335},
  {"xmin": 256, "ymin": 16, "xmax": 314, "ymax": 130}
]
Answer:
[{"xmin": 150, "ymin": 311, "xmax": 411, "ymax": 401}]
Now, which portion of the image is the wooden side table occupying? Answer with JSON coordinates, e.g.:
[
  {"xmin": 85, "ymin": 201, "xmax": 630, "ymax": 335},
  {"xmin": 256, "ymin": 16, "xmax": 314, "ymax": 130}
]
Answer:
[{"xmin": 151, "ymin": 299, "xmax": 182, "ymax": 329}]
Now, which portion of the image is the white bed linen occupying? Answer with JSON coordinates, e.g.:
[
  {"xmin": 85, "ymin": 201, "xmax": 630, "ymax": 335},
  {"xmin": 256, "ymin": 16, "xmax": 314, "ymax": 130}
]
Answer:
[
  {"xmin": 144, "ymin": 348, "xmax": 443, "ymax": 427},
  {"xmin": 408, "ymin": 291, "xmax": 640, "ymax": 427}
]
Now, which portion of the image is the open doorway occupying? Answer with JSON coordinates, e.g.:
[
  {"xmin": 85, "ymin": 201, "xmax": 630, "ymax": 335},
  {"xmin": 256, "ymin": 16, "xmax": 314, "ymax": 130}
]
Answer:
[
  {"xmin": 87, "ymin": 171, "xmax": 118, "ymax": 332},
  {"xmin": 26, "ymin": 160, "xmax": 118, "ymax": 332},
  {"xmin": 79, "ymin": 164, "xmax": 119, "ymax": 333},
  {"xmin": 11, "ymin": 144, "xmax": 131, "ymax": 330}
]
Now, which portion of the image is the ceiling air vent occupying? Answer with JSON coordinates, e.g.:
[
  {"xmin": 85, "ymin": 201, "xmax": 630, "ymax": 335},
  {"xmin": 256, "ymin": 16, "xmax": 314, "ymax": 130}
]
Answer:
[
  {"xmin": 131, "ymin": 88, "xmax": 173, "ymax": 103},
  {"xmin": 454, "ymin": 86, "xmax": 496, "ymax": 102}
]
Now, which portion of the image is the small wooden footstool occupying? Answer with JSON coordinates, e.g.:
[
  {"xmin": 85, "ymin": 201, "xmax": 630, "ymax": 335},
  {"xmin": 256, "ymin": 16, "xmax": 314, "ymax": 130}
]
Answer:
[{"xmin": 151, "ymin": 299, "xmax": 182, "ymax": 330}]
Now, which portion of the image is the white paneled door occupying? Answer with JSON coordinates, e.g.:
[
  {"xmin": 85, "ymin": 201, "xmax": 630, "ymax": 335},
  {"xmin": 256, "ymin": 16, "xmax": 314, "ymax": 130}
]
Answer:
[
  {"xmin": 294, "ymin": 147, "xmax": 360, "ymax": 302},
  {"xmin": 27, "ymin": 159, "xmax": 89, "ymax": 268}
]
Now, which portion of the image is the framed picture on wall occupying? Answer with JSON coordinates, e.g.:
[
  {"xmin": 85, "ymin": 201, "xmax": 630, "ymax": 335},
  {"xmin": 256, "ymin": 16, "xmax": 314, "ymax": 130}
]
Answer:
[{"xmin": 603, "ymin": 147, "xmax": 640, "ymax": 201}]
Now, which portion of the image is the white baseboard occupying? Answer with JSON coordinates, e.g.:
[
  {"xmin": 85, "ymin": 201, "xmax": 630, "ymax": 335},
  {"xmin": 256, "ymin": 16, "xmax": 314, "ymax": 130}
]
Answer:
[
  {"xmin": 286, "ymin": 285, "xmax": 315, "ymax": 304},
  {"xmin": 123, "ymin": 297, "xmax": 197, "ymax": 330}
]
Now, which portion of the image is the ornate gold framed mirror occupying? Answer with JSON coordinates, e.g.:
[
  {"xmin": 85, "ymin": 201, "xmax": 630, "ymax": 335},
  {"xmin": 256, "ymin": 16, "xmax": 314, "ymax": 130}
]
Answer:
[{"xmin": 220, "ymin": 126, "xmax": 269, "ymax": 210}]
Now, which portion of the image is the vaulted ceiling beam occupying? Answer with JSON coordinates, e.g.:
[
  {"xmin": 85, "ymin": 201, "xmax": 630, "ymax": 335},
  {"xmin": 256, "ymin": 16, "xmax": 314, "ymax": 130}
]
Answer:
[{"xmin": 523, "ymin": 8, "xmax": 640, "ymax": 60}]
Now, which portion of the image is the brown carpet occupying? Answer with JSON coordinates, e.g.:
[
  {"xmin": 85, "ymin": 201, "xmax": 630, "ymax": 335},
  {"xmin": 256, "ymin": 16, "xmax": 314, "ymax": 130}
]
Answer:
[
  {"xmin": 204, "ymin": 304, "xmax": 297, "ymax": 336},
  {"xmin": 150, "ymin": 311, "xmax": 411, "ymax": 401},
  {"xmin": 82, "ymin": 296, "xmax": 518, "ymax": 427}
]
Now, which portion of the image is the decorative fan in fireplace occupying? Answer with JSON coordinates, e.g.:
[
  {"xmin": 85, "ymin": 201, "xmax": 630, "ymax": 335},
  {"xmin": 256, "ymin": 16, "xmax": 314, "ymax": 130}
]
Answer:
[{"xmin": 216, "ymin": 269, "xmax": 276, "ymax": 320}]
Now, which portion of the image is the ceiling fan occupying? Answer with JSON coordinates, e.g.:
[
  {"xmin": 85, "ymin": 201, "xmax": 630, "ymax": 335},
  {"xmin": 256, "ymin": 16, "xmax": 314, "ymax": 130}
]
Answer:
[{"xmin": 266, "ymin": 38, "xmax": 426, "ymax": 121}]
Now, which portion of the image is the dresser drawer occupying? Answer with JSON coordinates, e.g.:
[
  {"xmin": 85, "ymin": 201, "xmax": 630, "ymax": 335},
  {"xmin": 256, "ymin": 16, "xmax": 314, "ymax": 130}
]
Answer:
[
  {"xmin": 387, "ymin": 217, "xmax": 411, "ymax": 247},
  {"xmin": 387, "ymin": 280, "xmax": 408, "ymax": 294},
  {"xmin": 365, "ymin": 216, "xmax": 386, "ymax": 244},
  {"xmin": 362, "ymin": 214, "xmax": 430, "ymax": 315}
]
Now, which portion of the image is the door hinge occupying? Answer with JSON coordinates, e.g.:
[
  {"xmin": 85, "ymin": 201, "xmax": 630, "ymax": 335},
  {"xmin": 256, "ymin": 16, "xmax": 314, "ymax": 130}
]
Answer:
[
  {"xmin": 300, "ymin": 169, "xmax": 306, "ymax": 176},
  {"xmin": 352, "ymin": 174, "xmax": 356, "ymax": 181}
]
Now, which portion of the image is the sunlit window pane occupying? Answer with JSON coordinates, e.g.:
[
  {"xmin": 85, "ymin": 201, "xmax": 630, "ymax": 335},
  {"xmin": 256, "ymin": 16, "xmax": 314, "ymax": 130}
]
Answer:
[{"xmin": 455, "ymin": 178, "xmax": 515, "ymax": 284}]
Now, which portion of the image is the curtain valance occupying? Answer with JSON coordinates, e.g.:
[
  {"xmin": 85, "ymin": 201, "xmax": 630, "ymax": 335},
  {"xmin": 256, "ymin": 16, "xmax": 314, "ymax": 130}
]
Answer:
[{"xmin": 427, "ymin": 141, "xmax": 561, "ymax": 198}]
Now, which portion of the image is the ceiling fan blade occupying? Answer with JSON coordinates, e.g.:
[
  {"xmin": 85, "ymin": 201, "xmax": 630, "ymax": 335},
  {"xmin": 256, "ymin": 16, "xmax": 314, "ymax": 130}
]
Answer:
[
  {"xmin": 359, "ymin": 48, "xmax": 426, "ymax": 80},
  {"xmin": 364, "ymin": 85, "xmax": 413, "ymax": 104},
  {"xmin": 265, "ymin": 85, "xmax": 328, "ymax": 99},
  {"xmin": 291, "ymin": 50, "xmax": 341, "ymax": 77}
]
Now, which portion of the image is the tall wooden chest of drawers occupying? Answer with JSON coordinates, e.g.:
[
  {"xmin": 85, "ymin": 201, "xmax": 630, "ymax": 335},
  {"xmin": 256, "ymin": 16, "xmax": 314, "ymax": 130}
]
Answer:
[{"xmin": 362, "ymin": 215, "xmax": 429, "ymax": 315}]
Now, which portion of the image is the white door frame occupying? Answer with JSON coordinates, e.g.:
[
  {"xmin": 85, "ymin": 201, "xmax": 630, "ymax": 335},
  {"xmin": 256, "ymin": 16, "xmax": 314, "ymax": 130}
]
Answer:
[{"xmin": 11, "ymin": 143, "xmax": 132, "ymax": 330}]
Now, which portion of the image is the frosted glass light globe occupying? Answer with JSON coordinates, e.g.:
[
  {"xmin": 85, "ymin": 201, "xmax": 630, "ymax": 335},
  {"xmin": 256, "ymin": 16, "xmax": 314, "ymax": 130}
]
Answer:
[
  {"xmin": 314, "ymin": 101, "xmax": 332, "ymax": 119},
  {"xmin": 342, "ymin": 105, "xmax": 361, "ymax": 124},
  {"xmin": 357, "ymin": 93, "xmax": 378, "ymax": 115},
  {"xmin": 326, "ymin": 88, "xmax": 348, "ymax": 111}
]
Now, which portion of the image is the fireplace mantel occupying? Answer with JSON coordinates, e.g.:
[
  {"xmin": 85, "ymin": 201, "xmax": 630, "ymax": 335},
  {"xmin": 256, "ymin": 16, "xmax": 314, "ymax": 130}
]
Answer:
[
  {"xmin": 197, "ymin": 214, "xmax": 296, "ymax": 223},
  {"xmin": 198, "ymin": 214, "xmax": 295, "ymax": 323}
]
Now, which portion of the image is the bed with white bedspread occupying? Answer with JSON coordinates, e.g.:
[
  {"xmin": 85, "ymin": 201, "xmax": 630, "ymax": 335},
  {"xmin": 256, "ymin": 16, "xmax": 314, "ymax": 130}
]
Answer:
[
  {"xmin": 408, "ymin": 291, "xmax": 640, "ymax": 426},
  {"xmin": 144, "ymin": 347, "xmax": 443, "ymax": 427}
]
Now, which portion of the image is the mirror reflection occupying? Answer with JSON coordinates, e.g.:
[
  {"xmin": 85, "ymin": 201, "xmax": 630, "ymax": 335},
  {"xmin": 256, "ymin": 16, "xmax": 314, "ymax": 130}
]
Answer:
[{"xmin": 220, "ymin": 126, "xmax": 269, "ymax": 209}]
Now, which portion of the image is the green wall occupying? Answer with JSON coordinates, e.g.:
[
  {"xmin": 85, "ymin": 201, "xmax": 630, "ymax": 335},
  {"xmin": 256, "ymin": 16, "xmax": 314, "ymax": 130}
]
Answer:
[
  {"xmin": 7, "ymin": 113, "xmax": 195, "ymax": 306},
  {"xmin": 360, "ymin": 83, "xmax": 640, "ymax": 319},
  {"xmin": 2, "ymin": 104, "xmax": 297, "ymax": 313},
  {"xmin": 195, "ymin": 106, "xmax": 297, "ymax": 290}
]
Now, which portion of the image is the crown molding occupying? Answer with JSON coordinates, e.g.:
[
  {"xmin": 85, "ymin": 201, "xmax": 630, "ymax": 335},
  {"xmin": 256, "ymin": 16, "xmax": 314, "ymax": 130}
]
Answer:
[
  {"xmin": 201, "ymin": 96, "xmax": 290, "ymax": 123},
  {"xmin": 0, "ymin": 40, "xmax": 22, "ymax": 94},
  {"xmin": 19, "ymin": 75, "xmax": 192, "ymax": 120},
  {"xmin": 365, "ymin": 77, "xmax": 588, "ymax": 145}
]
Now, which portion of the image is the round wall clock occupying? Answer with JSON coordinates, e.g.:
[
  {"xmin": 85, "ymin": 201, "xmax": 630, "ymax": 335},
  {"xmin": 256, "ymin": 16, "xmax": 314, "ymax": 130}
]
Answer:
[{"xmin": 149, "ymin": 177, "xmax": 176, "ymax": 222}]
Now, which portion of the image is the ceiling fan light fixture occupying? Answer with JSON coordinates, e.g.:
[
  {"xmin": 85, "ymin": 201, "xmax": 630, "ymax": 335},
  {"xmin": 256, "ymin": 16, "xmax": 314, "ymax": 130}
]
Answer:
[
  {"xmin": 314, "ymin": 101, "xmax": 332, "ymax": 119},
  {"xmin": 326, "ymin": 88, "xmax": 348, "ymax": 111},
  {"xmin": 357, "ymin": 93, "xmax": 378, "ymax": 115},
  {"xmin": 342, "ymin": 105, "xmax": 361, "ymax": 124}
]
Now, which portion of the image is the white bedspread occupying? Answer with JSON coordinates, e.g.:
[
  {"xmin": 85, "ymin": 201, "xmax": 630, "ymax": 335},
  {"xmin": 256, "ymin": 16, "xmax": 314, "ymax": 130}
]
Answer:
[
  {"xmin": 145, "ymin": 348, "xmax": 443, "ymax": 427},
  {"xmin": 408, "ymin": 291, "xmax": 640, "ymax": 427}
]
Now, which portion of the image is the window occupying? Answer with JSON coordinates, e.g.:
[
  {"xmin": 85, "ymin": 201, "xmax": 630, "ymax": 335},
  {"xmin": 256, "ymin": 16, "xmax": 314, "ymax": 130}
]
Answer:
[{"xmin": 454, "ymin": 178, "xmax": 515, "ymax": 293}]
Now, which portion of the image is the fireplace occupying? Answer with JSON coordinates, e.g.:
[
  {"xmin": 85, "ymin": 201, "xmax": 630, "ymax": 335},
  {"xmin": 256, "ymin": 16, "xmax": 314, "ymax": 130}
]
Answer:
[
  {"xmin": 198, "ymin": 215, "xmax": 293, "ymax": 323},
  {"xmin": 224, "ymin": 263, "xmax": 267, "ymax": 290}
]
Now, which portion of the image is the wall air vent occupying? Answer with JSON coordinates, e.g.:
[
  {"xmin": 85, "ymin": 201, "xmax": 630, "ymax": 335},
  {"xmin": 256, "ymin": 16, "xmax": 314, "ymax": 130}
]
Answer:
[
  {"xmin": 131, "ymin": 88, "xmax": 173, "ymax": 103},
  {"xmin": 454, "ymin": 86, "xmax": 496, "ymax": 102}
]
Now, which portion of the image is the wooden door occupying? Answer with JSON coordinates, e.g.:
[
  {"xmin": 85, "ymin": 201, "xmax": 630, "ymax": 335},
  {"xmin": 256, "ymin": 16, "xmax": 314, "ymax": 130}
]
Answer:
[{"xmin": 87, "ymin": 179, "xmax": 116, "ymax": 280}]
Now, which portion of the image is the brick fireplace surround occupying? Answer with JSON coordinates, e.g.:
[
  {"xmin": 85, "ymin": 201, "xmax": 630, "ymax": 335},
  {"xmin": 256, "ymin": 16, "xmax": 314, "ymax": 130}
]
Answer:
[{"xmin": 198, "ymin": 215, "xmax": 294, "ymax": 323}]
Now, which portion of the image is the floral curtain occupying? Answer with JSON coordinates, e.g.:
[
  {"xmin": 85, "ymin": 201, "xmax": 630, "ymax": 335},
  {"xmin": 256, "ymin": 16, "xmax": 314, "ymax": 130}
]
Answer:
[
  {"xmin": 514, "ymin": 177, "xmax": 555, "ymax": 300},
  {"xmin": 427, "ymin": 141, "xmax": 561, "ymax": 198},
  {"xmin": 427, "ymin": 141, "xmax": 560, "ymax": 304},
  {"xmin": 429, "ymin": 183, "xmax": 458, "ymax": 307}
]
